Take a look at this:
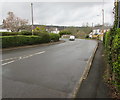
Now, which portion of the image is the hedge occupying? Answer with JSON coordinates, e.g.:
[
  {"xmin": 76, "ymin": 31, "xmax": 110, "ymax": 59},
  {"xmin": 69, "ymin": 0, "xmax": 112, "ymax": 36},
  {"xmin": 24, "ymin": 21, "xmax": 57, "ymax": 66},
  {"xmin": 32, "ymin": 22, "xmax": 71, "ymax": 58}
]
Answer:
[
  {"xmin": 49, "ymin": 33, "xmax": 60, "ymax": 42},
  {"xmin": 21, "ymin": 31, "xmax": 32, "ymax": 35},
  {"xmin": 112, "ymin": 29, "xmax": 120, "ymax": 89},
  {"xmin": 1, "ymin": 32, "xmax": 21, "ymax": 36},
  {"xmin": 1, "ymin": 31, "xmax": 34, "ymax": 36},
  {"xmin": 1, "ymin": 33, "xmax": 60, "ymax": 48},
  {"xmin": 1, "ymin": 31, "xmax": 47, "ymax": 36},
  {"xmin": 104, "ymin": 28, "xmax": 120, "ymax": 90},
  {"xmin": 1, "ymin": 35, "xmax": 50, "ymax": 48}
]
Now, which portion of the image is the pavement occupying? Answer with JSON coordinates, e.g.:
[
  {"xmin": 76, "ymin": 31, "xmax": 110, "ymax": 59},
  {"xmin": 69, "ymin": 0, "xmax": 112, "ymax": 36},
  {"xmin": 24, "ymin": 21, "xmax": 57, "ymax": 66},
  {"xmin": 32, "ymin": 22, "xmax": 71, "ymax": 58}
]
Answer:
[
  {"xmin": 2, "ymin": 39, "xmax": 98, "ymax": 98},
  {"xmin": 76, "ymin": 41, "xmax": 110, "ymax": 98}
]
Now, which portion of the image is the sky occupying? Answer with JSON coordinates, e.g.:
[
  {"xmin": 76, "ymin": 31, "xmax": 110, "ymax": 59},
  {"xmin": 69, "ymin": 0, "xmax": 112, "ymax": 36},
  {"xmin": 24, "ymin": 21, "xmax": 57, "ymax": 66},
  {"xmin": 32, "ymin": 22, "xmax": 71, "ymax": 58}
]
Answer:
[{"xmin": 0, "ymin": 0, "xmax": 115, "ymax": 27}]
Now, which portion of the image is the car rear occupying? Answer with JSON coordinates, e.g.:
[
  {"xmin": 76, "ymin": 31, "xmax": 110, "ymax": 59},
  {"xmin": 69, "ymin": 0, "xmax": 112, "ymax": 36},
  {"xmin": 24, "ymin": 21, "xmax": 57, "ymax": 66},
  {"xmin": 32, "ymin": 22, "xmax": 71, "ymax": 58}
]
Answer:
[{"xmin": 69, "ymin": 35, "xmax": 75, "ymax": 41}]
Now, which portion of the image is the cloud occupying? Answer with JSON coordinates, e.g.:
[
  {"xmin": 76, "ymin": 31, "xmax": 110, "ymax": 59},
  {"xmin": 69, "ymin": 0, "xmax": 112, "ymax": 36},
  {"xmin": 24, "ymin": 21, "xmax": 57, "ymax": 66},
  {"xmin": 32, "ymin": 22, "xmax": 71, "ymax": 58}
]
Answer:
[{"xmin": 1, "ymin": 1, "xmax": 114, "ymax": 26}]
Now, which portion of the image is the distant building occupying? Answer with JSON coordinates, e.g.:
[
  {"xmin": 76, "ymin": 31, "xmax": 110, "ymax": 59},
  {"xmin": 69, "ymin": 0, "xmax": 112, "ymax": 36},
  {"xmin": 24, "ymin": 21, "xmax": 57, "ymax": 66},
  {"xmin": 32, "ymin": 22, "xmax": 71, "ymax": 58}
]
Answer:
[
  {"xmin": 46, "ymin": 27, "xmax": 60, "ymax": 34},
  {"xmin": 32, "ymin": 25, "xmax": 61, "ymax": 34},
  {"xmin": 89, "ymin": 28, "xmax": 110, "ymax": 41},
  {"xmin": 0, "ymin": 28, "xmax": 11, "ymax": 32}
]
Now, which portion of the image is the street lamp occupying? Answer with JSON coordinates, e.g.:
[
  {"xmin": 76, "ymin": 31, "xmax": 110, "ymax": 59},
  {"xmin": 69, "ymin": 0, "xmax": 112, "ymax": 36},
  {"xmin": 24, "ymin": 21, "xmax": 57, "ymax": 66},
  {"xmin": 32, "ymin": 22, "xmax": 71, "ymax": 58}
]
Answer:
[{"xmin": 31, "ymin": 3, "xmax": 34, "ymax": 35}]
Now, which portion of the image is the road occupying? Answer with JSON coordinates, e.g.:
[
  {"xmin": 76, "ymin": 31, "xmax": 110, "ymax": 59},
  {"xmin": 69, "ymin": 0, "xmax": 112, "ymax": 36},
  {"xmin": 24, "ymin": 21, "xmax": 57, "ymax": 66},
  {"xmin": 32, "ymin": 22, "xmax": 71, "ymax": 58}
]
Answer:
[
  {"xmin": 76, "ymin": 41, "xmax": 110, "ymax": 98},
  {"xmin": 2, "ymin": 39, "xmax": 97, "ymax": 98}
]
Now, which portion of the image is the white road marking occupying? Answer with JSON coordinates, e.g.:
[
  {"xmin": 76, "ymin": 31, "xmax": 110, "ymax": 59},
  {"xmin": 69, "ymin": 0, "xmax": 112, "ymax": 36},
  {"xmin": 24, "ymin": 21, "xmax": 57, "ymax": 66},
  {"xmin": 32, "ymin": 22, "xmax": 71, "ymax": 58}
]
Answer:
[
  {"xmin": 1, "ymin": 51, "xmax": 45, "ymax": 62},
  {"xmin": 2, "ymin": 60, "xmax": 15, "ymax": 66},
  {"xmin": 1, "ymin": 57, "xmax": 17, "ymax": 61},
  {"xmin": 34, "ymin": 51, "xmax": 45, "ymax": 55},
  {"xmin": 2, "ymin": 51, "xmax": 45, "ymax": 66}
]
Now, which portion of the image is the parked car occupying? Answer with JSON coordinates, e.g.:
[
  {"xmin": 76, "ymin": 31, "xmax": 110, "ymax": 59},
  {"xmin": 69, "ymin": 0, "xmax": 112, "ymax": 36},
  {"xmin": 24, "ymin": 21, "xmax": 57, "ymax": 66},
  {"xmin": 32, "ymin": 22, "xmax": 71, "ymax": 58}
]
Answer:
[{"xmin": 69, "ymin": 35, "xmax": 75, "ymax": 41}]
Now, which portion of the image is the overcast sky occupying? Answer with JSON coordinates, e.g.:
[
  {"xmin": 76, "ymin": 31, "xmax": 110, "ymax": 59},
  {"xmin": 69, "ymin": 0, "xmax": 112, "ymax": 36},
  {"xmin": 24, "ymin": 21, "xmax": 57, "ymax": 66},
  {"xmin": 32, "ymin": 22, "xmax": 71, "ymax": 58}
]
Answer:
[{"xmin": 0, "ymin": 1, "xmax": 114, "ymax": 26}]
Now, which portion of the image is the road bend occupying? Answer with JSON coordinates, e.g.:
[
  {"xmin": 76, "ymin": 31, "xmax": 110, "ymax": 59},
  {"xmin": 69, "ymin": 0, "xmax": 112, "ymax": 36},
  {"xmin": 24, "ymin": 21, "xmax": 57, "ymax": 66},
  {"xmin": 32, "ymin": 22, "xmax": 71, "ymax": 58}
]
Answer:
[{"xmin": 2, "ymin": 39, "xmax": 97, "ymax": 98}]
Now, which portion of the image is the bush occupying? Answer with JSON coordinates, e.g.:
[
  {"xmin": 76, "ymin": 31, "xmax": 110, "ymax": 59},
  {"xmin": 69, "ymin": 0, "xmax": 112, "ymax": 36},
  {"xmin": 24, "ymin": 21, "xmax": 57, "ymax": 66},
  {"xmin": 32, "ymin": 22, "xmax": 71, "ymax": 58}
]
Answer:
[
  {"xmin": 21, "ymin": 31, "xmax": 50, "ymax": 43},
  {"xmin": 1, "ymin": 31, "xmax": 60, "ymax": 48},
  {"xmin": 112, "ymin": 29, "xmax": 120, "ymax": 80},
  {"xmin": 59, "ymin": 30, "xmax": 72, "ymax": 36},
  {"xmin": 1, "ymin": 35, "xmax": 50, "ymax": 48},
  {"xmin": 41, "ymin": 33, "xmax": 51, "ymax": 43},
  {"xmin": 1, "ymin": 32, "xmax": 21, "ymax": 36},
  {"xmin": 21, "ymin": 31, "xmax": 32, "ymax": 35},
  {"xmin": 104, "ymin": 28, "xmax": 120, "ymax": 90},
  {"xmin": 49, "ymin": 33, "xmax": 60, "ymax": 42}
]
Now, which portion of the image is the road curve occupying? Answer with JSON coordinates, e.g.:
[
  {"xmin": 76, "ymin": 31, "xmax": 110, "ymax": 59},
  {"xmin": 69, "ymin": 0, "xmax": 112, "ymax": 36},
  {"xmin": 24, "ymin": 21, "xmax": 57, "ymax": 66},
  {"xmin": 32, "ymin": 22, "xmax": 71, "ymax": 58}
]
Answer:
[{"xmin": 2, "ymin": 39, "xmax": 97, "ymax": 98}]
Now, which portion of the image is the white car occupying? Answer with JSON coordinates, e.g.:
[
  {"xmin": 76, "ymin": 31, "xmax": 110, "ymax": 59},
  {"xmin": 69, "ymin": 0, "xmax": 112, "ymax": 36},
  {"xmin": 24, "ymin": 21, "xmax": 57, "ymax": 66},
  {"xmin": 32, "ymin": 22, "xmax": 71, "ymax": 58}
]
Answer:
[{"xmin": 69, "ymin": 35, "xmax": 75, "ymax": 41}]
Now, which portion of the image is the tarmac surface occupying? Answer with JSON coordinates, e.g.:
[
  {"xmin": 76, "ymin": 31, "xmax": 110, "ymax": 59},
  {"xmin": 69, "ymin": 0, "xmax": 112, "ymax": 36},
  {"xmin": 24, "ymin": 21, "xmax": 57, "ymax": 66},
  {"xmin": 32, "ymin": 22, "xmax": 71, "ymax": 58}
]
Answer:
[
  {"xmin": 2, "ymin": 39, "xmax": 97, "ymax": 98},
  {"xmin": 76, "ymin": 41, "xmax": 110, "ymax": 98}
]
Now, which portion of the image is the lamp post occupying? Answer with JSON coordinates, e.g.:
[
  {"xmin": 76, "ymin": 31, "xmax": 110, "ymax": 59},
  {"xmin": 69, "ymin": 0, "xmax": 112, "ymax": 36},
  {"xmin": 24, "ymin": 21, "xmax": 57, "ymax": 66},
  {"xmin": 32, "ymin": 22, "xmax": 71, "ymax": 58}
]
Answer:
[{"xmin": 31, "ymin": 3, "xmax": 34, "ymax": 35}]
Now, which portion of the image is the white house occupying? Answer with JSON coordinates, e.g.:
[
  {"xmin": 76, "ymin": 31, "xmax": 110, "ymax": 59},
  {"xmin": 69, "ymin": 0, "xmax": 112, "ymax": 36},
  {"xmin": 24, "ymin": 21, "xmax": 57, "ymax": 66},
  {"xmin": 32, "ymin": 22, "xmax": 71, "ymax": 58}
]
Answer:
[
  {"xmin": 46, "ymin": 28, "xmax": 59, "ymax": 34},
  {"xmin": 0, "ymin": 28, "xmax": 11, "ymax": 32},
  {"xmin": 51, "ymin": 28, "xmax": 60, "ymax": 34},
  {"xmin": 89, "ymin": 28, "xmax": 110, "ymax": 41}
]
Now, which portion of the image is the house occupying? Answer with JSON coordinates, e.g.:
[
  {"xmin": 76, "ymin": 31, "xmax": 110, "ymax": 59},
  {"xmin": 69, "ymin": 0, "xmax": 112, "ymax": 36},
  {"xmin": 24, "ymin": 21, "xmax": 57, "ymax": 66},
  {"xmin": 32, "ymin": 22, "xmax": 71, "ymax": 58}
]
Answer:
[
  {"xmin": 89, "ymin": 28, "xmax": 110, "ymax": 41},
  {"xmin": 46, "ymin": 27, "xmax": 60, "ymax": 34},
  {"xmin": 0, "ymin": 28, "xmax": 11, "ymax": 32}
]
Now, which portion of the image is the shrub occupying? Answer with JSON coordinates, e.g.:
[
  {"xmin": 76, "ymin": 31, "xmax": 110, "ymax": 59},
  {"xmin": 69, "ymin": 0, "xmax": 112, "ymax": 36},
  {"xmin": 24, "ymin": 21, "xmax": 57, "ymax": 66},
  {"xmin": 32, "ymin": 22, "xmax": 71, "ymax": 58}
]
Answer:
[
  {"xmin": 39, "ymin": 32, "xmax": 50, "ymax": 43},
  {"xmin": 112, "ymin": 29, "xmax": 120, "ymax": 81},
  {"xmin": 21, "ymin": 31, "xmax": 32, "ymax": 35},
  {"xmin": 1, "ymin": 32, "xmax": 21, "ymax": 36},
  {"xmin": 59, "ymin": 30, "xmax": 72, "ymax": 36},
  {"xmin": 1, "ymin": 35, "xmax": 50, "ymax": 48},
  {"xmin": 31, "ymin": 31, "xmax": 51, "ymax": 43},
  {"xmin": 1, "ymin": 32, "xmax": 60, "ymax": 48},
  {"xmin": 104, "ymin": 28, "xmax": 120, "ymax": 90},
  {"xmin": 49, "ymin": 33, "xmax": 60, "ymax": 42}
]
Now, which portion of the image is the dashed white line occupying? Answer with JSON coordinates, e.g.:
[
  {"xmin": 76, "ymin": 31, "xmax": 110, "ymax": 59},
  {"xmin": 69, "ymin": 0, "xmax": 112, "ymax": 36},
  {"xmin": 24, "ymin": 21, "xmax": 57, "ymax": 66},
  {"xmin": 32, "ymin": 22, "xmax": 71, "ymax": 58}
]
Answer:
[
  {"xmin": 2, "ymin": 51, "xmax": 45, "ymax": 66},
  {"xmin": 34, "ymin": 51, "xmax": 45, "ymax": 55},
  {"xmin": 1, "ymin": 57, "xmax": 17, "ymax": 61},
  {"xmin": 2, "ymin": 60, "xmax": 15, "ymax": 66}
]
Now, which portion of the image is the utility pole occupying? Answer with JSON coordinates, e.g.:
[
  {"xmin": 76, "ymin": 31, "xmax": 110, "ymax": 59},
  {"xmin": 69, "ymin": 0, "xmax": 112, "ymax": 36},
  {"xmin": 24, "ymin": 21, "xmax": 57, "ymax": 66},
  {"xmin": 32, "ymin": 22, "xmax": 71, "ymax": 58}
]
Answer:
[
  {"xmin": 117, "ymin": 0, "xmax": 120, "ymax": 28},
  {"xmin": 31, "ymin": 3, "xmax": 34, "ymax": 35},
  {"xmin": 102, "ymin": 9, "xmax": 104, "ymax": 32},
  {"xmin": 92, "ymin": 22, "xmax": 94, "ymax": 35},
  {"xmin": 102, "ymin": 0, "xmax": 104, "ymax": 33}
]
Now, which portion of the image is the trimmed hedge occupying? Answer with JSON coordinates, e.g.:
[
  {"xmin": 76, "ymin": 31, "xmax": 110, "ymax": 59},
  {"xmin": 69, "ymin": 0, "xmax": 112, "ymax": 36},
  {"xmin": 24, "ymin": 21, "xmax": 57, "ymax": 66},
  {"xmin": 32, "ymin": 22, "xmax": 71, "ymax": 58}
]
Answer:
[
  {"xmin": 1, "ymin": 33, "xmax": 60, "ymax": 48},
  {"xmin": 1, "ymin": 31, "xmax": 60, "ymax": 48},
  {"xmin": 112, "ymin": 29, "xmax": 120, "ymax": 88},
  {"xmin": 21, "ymin": 31, "xmax": 32, "ymax": 35},
  {"xmin": 1, "ymin": 31, "xmax": 47, "ymax": 36},
  {"xmin": 49, "ymin": 33, "xmax": 60, "ymax": 42},
  {"xmin": 104, "ymin": 28, "xmax": 120, "ymax": 90},
  {"xmin": 1, "ymin": 32, "xmax": 21, "ymax": 36},
  {"xmin": 103, "ymin": 1, "xmax": 120, "ymax": 93},
  {"xmin": 1, "ymin": 35, "xmax": 50, "ymax": 48},
  {"xmin": 1, "ymin": 31, "xmax": 32, "ymax": 36}
]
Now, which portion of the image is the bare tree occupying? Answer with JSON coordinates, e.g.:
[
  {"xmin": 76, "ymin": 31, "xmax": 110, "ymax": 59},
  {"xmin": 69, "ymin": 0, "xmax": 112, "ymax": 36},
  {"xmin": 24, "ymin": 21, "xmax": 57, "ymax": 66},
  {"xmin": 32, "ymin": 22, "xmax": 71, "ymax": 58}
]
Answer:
[{"xmin": 3, "ymin": 12, "xmax": 28, "ymax": 32}]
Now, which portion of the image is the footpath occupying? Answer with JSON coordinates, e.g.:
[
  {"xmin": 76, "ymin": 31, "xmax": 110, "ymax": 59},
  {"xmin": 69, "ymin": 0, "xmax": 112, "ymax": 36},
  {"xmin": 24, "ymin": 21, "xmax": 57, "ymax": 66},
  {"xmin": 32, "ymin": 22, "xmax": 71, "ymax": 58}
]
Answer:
[{"xmin": 76, "ymin": 41, "xmax": 111, "ymax": 98}]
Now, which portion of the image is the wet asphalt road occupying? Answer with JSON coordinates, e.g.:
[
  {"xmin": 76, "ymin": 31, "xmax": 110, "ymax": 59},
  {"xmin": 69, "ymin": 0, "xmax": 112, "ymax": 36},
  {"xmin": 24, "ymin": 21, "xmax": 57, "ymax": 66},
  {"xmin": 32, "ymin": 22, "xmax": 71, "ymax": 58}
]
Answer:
[
  {"xmin": 76, "ymin": 41, "xmax": 110, "ymax": 98},
  {"xmin": 2, "ymin": 39, "xmax": 97, "ymax": 98}
]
